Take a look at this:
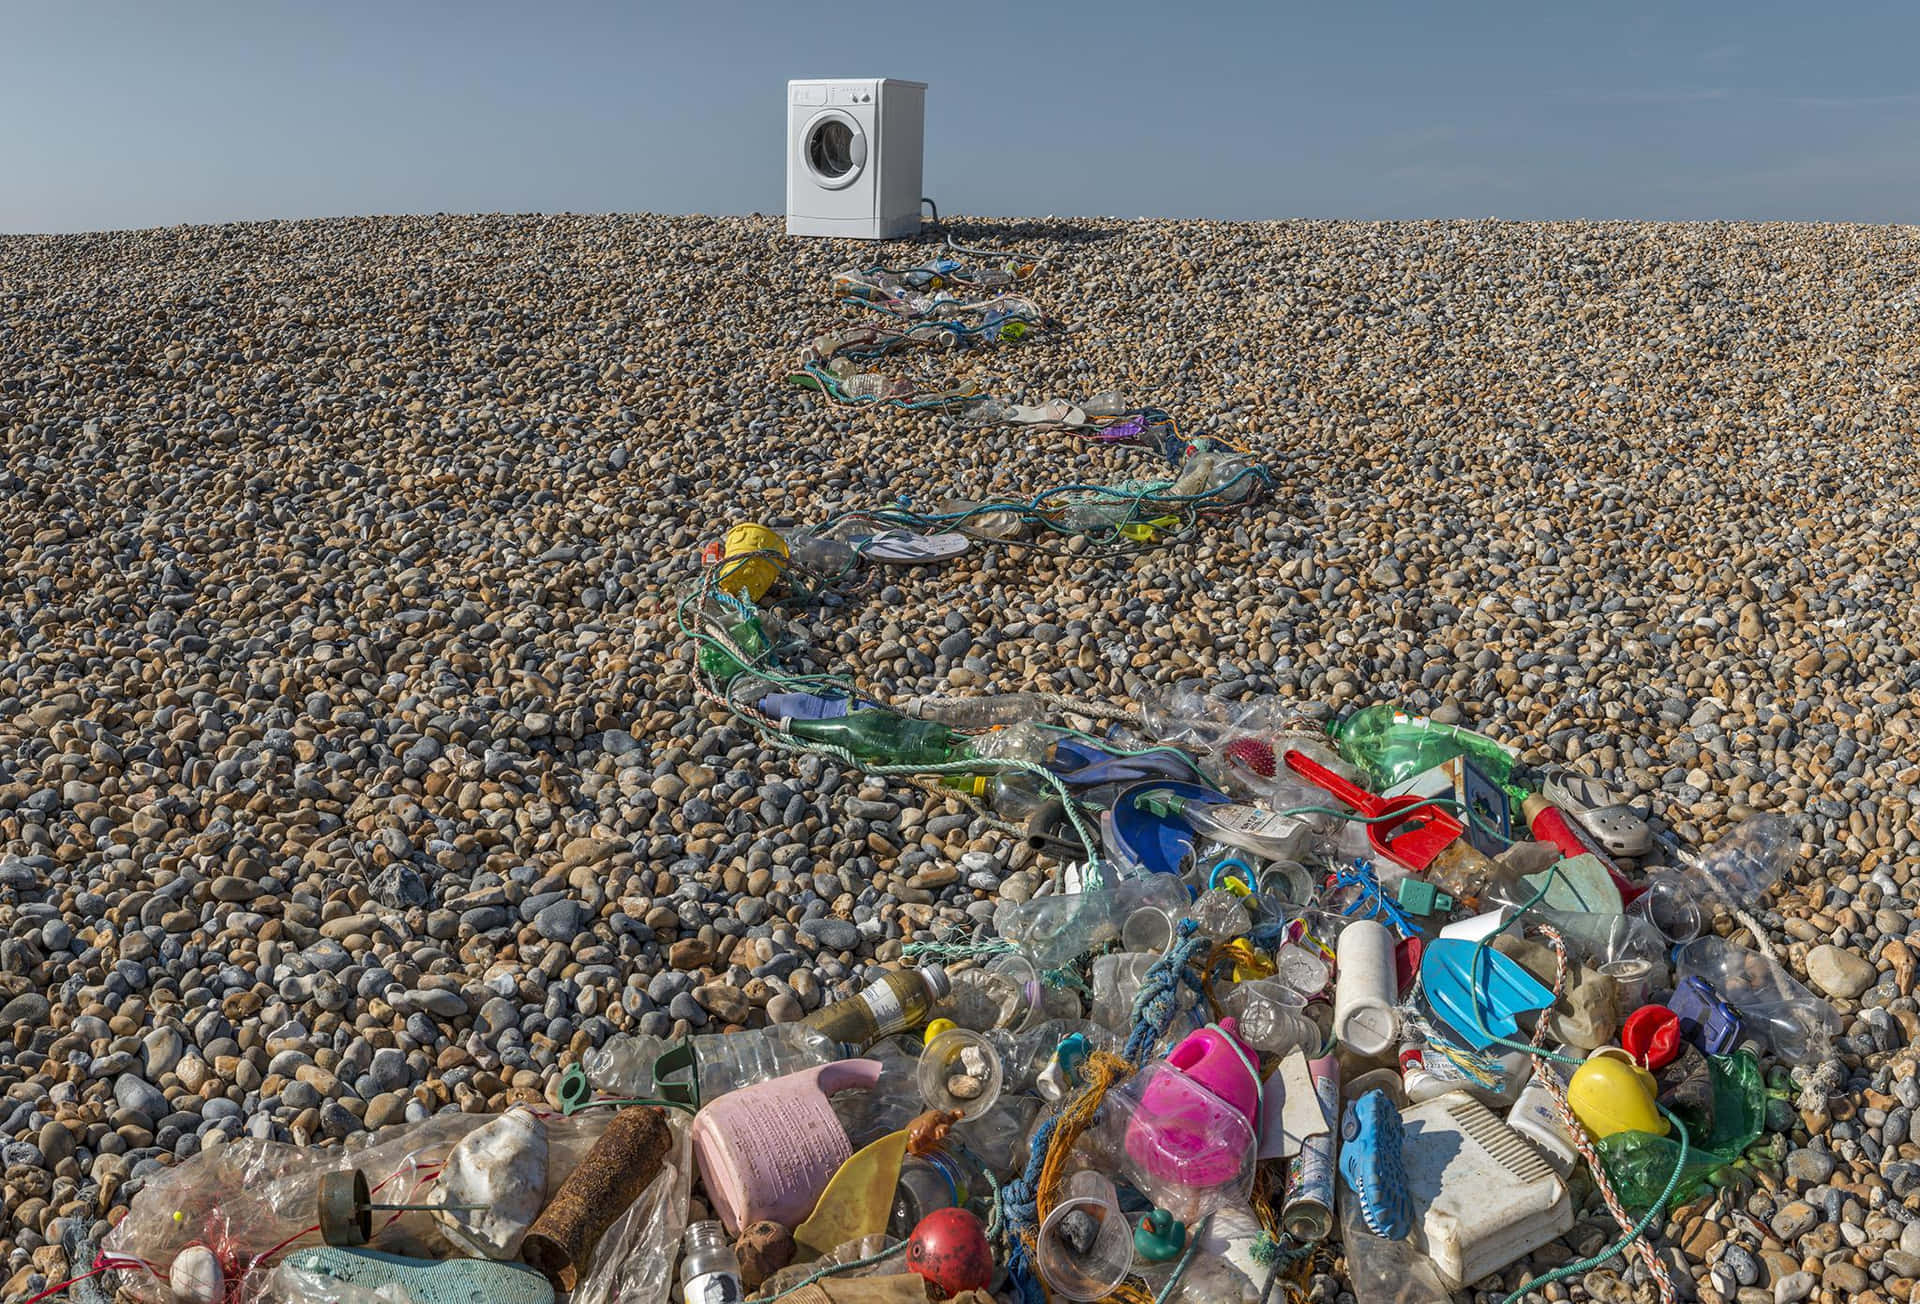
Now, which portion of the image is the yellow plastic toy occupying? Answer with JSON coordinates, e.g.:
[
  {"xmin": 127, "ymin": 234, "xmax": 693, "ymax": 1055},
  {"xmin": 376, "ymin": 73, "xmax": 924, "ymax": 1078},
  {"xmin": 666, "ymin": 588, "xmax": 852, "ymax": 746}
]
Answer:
[
  {"xmin": 1566, "ymin": 1050, "xmax": 1668, "ymax": 1140},
  {"xmin": 718, "ymin": 523, "xmax": 788, "ymax": 602},
  {"xmin": 793, "ymin": 1129, "xmax": 909, "ymax": 1256}
]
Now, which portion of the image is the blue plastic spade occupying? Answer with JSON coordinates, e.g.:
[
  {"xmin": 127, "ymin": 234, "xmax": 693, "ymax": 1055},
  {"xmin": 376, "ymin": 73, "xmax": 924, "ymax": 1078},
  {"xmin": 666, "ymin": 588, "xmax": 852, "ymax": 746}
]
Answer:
[{"xmin": 1420, "ymin": 938, "xmax": 1556, "ymax": 1052}]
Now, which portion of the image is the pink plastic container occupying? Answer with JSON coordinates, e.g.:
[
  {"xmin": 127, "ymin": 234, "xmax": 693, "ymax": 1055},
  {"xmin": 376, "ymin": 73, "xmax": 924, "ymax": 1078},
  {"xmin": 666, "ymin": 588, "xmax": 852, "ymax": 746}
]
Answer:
[
  {"xmin": 691, "ymin": 1059, "xmax": 880, "ymax": 1232},
  {"xmin": 1123, "ymin": 1020, "xmax": 1260, "ymax": 1193}
]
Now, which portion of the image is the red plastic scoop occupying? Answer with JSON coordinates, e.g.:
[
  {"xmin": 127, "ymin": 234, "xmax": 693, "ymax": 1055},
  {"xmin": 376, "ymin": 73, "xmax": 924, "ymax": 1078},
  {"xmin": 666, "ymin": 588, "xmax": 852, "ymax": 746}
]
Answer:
[{"xmin": 1283, "ymin": 752, "xmax": 1463, "ymax": 872}]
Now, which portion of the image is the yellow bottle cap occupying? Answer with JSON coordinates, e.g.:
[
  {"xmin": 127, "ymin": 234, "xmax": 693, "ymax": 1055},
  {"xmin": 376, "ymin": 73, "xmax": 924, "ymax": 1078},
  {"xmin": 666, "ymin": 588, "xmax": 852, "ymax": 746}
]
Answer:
[{"xmin": 923, "ymin": 1019, "xmax": 958, "ymax": 1044}]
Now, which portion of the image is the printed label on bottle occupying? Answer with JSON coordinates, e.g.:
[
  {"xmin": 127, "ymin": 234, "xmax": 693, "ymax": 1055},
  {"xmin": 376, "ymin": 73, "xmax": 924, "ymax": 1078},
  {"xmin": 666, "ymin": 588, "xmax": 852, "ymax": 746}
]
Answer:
[
  {"xmin": 684, "ymin": 1271, "xmax": 745, "ymax": 1304},
  {"xmin": 859, "ymin": 979, "xmax": 906, "ymax": 1035}
]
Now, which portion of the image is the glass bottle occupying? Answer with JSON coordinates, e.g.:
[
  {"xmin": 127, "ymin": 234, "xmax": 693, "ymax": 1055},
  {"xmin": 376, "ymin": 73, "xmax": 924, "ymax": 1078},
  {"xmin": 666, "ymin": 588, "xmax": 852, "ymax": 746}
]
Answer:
[
  {"xmin": 801, "ymin": 966, "xmax": 951, "ymax": 1049},
  {"xmin": 782, "ymin": 710, "xmax": 961, "ymax": 767},
  {"xmin": 680, "ymin": 1221, "xmax": 745, "ymax": 1304}
]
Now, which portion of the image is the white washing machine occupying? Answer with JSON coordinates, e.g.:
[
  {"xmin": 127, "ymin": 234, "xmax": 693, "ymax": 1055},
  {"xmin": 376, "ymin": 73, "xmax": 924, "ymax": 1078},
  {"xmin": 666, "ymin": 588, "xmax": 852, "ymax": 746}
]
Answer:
[{"xmin": 786, "ymin": 78, "xmax": 926, "ymax": 240}]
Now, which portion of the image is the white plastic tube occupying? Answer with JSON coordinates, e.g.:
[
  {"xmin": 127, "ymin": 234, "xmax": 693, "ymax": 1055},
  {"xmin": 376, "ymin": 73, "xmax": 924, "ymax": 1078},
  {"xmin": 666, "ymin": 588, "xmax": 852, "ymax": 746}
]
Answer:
[{"xmin": 1333, "ymin": 920, "xmax": 1401, "ymax": 1056}]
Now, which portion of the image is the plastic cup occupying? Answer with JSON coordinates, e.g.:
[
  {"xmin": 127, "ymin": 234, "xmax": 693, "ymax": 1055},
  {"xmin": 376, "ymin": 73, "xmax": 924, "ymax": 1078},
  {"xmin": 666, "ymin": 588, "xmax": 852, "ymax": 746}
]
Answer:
[
  {"xmin": 916, "ymin": 1028, "xmax": 1004, "ymax": 1119},
  {"xmin": 1036, "ymin": 1171, "xmax": 1133, "ymax": 1301},
  {"xmin": 1123, "ymin": 905, "xmax": 1176, "ymax": 955}
]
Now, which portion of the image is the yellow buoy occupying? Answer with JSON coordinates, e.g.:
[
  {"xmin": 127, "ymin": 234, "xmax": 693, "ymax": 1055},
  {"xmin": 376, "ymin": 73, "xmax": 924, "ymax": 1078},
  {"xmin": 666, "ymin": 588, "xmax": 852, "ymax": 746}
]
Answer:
[{"xmin": 718, "ymin": 523, "xmax": 788, "ymax": 602}]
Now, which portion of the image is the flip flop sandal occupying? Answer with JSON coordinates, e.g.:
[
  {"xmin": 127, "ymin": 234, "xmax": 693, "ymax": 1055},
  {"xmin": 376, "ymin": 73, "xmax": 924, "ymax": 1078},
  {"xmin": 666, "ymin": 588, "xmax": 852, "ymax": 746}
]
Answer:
[
  {"xmin": 1339, "ymin": 1088, "xmax": 1415, "ymax": 1240},
  {"xmin": 1541, "ymin": 767, "xmax": 1654, "ymax": 858},
  {"xmin": 848, "ymin": 530, "xmax": 972, "ymax": 565}
]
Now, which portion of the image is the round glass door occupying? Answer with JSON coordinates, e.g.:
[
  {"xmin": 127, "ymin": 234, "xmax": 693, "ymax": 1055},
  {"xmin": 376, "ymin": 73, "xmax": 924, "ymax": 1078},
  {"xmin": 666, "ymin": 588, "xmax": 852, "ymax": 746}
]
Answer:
[{"xmin": 803, "ymin": 111, "xmax": 867, "ymax": 190}]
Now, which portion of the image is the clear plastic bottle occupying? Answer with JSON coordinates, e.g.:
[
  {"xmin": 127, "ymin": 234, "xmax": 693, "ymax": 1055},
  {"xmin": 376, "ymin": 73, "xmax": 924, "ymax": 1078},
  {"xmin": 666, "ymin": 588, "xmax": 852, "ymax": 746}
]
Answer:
[
  {"xmin": 962, "ymin": 722, "xmax": 1057, "ymax": 766},
  {"xmin": 786, "ymin": 530, "xmax": 859, "ymax": 575},
  {"xmin": 1058, "ymin": 496, "xmax": 1137, "ymax": 532},
  {"xmin": 963, "ymin": 398, "xmax": 1016, "ymax": 425},
  {"xmin": 1627, "ymin": 814, "xmax": 1796, "ymax": 944},
  {"xmin": 679, "ymin": 1221, "xmax": 745, "ymax": 1304},
  {"xmin": 1221, "ymin": 979, "xmax": 1320, "ymax": 1056},
  {"xmin": 1081, "ymin": 390, "xmax": 1131, "ymax": 418},
  {"xmin": 909, "ymin": 692, "xmax": 1050, "ymax": 728},
  {"xmin": 943, "ymin": 770, "xmax": 1054, "ymax": 825},
  {"xmin": 840, "ymin": 373, "xmax": 888, "ymax": 399},
  {"xmin": 1138, "ymin": 682, "xmax": 1290, "ymax": 751},
  {"xmin": 1337, "ymin": 1187, "xmax": 1451, "ymax": 1304},
  {"xmin": 800, "ymin": 965, "xmax": 951, "ymax": 1048},
  {"xmin": 1169, "ymin": 452, "xmax": 1257, "ymax": 502},
  {"xmin": 583, "ymin": 1023, "xmax": 847, "ymax": 1105}
]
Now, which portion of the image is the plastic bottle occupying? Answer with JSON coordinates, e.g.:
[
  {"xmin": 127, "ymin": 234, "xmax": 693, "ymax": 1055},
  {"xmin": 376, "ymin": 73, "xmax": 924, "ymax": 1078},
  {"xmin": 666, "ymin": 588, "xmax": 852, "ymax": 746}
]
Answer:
[
  {"xmin": 1332, "ymin": 920, "xmax": 1400, "ymax": 1057},
  {"xmin": 1619, "ymin": 817, "xmax": 1796, "ymax": 947},
  {"xmin": 801, "ymin": 966, "xmax": 951, "ymax": 1048},
  {"xmin": 782, "ymin": 710, "xmax": 961, "ymax": 767},
  {"xmin": 786, "ymin": 531, "xmax": 859, "ymax": 575},
  {"xmin": 1332, "ymin": 705, "xmax": 1525, "ymax": 793},
  {"xmin": 840, "ymin": 373, "xmax": 889, "ymax": 400},
  {"xmin": 1135, "ymin": 792, "xmax": 1316, "ymax": 862},
  {"xmin": 908, "ymin": 692, "xmax": 1050, "ymax": 728},
  {"xmin": 1221, "ymin": 979, "xmax": 1320, "ymax": 1056},
  {"xmin": 1337, "ymin": 1186, "xmax": 1451, "ymax": 1304},
  {"xmin": 680, "ymin": 1221, "xmax": 745, "ymax": 1304},
  {"xmin": 584, "ymin": 1023, "xmax": 848, "ymax": 1106},
  {"xmin": 957, "ymin": 722, "xmax": 1056, "ymax": 767},
  {"xmin": 1081, "ymin": 390, "xmax": 1131, "ymax": 418},
  {"xmin": 1059, "ymin": 498, "xmax": 1135, "ymax": 532},
  {"xmin": 1169, "ymin": 452, "xmax": 1257, "ymax": 502},
  {"xmin": 695, "ymin": 614, "xmax": 769, "ymax": 684}
]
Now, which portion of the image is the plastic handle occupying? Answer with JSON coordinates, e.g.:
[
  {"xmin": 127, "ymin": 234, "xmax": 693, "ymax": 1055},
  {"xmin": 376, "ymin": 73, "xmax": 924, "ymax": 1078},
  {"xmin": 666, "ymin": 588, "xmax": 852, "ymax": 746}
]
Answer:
[
  {"xmin": 809, "ymin": 1058, "xmax": 884, "ymax": 1096},
  {"xmin": 1283, "ymin": 750, "xmax": 1383, "ymax": 815}
]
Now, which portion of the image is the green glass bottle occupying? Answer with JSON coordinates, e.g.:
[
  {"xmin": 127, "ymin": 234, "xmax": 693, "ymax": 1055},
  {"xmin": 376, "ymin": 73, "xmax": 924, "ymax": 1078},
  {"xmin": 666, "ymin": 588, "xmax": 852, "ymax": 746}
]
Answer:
[{"xmin": 784, "ymin": 709, "xmax": 962, "ymax": 768}]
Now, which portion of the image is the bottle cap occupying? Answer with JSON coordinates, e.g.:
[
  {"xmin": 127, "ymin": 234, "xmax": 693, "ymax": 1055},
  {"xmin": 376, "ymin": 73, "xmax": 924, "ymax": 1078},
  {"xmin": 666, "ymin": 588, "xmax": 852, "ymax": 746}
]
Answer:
[{"xmin": 919, "ymin": 965, "xmax": 951, "ymax": 999}]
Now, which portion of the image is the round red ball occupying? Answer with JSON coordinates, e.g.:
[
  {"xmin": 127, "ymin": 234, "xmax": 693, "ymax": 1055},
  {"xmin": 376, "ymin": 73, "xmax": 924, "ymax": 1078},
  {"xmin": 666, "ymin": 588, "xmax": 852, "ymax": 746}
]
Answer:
[{"xmin": 905, "ymin": 1207, "xmax": 993, "ymax": 1295}]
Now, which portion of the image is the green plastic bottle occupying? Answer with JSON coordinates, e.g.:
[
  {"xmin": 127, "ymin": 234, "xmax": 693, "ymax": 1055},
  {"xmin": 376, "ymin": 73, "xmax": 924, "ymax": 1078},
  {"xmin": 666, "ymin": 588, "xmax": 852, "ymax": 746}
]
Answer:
[
  {"xmin": 696, "ymin": 615, "xmax": 769, "ymax": 684},
  {"xmin": 1332, "ymin": 705, "xmax": 1525, "ymax": 793},
  {"xmin": 784, "ymin": 709, "xmax": 961, "ymax": 767}
]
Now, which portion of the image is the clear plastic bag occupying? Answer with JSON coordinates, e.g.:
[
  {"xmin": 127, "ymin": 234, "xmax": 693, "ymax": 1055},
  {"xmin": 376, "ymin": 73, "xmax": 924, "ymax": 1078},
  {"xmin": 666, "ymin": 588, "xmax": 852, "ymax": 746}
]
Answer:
[
  {"xmin": 569, "ymin": 1111, "xmax": 693, "ymax": 1304},
  {"xmin": 102, "ymin": 1112, "xmax": 620, "ymax": 1304}
]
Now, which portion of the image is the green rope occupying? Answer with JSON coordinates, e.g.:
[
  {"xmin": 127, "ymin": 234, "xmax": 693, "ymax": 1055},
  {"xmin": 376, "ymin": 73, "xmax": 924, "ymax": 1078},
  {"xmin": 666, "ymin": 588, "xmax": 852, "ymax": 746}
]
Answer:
[{"xmin": 761, "ymin": 1243, "xmax": 905, "ymax": 1301}]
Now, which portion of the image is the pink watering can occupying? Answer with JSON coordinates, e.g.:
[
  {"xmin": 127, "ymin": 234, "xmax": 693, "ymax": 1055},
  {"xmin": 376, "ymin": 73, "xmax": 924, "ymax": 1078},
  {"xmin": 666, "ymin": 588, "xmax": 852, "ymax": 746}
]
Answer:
[
  {"xmin": 1123, "ymin": 1019, "xmax": 1261, "ymax": 1188},
  {"xmin": 691, "ymin": 1059, "xmax": 881, "ymax": 1232}
]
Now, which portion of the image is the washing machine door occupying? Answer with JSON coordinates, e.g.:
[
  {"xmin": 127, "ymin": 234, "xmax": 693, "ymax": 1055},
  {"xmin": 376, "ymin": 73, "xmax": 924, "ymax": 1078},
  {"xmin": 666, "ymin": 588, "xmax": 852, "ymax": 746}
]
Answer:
[{"xmin": 799, "ymin": 109, "xmax": 868, "ymax": 191}]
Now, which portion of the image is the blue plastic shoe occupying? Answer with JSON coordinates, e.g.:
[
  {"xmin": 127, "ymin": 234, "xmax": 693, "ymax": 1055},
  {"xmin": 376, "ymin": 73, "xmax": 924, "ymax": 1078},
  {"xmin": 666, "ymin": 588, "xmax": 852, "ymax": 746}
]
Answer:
[{"xmin": 1339, "ymin": 1088, "xmax": 1414, "ymax": 1240}]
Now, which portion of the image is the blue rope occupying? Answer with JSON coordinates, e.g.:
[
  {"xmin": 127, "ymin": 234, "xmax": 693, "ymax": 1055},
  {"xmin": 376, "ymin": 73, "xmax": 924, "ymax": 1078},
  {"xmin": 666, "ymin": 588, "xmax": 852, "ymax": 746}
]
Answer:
[{"xmin": 1124, "ymin": 917, "xmax": 1211, "ymax": 1067}]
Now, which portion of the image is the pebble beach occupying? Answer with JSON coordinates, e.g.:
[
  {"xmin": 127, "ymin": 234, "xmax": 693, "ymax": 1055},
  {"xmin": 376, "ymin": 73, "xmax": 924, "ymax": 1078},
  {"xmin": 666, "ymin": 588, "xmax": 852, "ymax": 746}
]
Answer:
[{"xmin": 3, "ymin": 212, "xmax": 1920, "ymax": 1304}]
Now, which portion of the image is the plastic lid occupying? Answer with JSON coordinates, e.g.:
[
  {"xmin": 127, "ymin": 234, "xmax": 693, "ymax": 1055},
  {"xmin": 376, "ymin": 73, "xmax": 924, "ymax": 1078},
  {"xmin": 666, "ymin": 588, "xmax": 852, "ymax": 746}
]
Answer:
[
  {"xmin": 919, "ymin": 965, "xmax": 951, "ymax": 999},
  {"xmin": 1336, "ymin": 1002, "xmax": 1398, "ymax": 1057}
]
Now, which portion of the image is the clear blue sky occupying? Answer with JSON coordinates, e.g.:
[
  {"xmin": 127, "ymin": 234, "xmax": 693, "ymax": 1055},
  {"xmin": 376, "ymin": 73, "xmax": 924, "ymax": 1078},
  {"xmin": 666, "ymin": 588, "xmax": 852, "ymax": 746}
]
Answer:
[{"xmin": 4, "ymin": 0, "xmax": 1919, "ymax": 233}]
